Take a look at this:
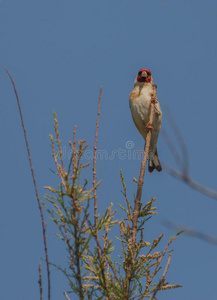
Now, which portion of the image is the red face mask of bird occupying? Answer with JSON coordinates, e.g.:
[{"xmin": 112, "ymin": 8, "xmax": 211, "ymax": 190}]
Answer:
[{"xmin": 137, "ymin": 68, "xmax": 152, "ymax": 83}]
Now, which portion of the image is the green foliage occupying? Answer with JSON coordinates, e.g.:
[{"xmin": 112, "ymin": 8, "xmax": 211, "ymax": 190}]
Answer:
[{"xmin": 42, "ymin": 113, "xmax": 181, "ymax": 300}]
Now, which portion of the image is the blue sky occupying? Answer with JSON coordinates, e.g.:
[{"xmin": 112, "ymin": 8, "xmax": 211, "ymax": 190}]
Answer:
[{"xmin": 1, "ymin": 0, "xmax": 217, "ymax": 299}]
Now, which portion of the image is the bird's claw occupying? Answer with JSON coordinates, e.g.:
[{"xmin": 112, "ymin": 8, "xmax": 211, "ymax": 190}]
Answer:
[
  {"xmin": 145, "ymin": 122, "xmax": 154, "ymax": 131},
  {"xmin": 150, "ymin": 95, "xmax": 158, "ymax": 104}
]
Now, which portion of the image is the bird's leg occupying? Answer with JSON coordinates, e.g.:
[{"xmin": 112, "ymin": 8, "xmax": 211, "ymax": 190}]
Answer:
[{"xmin": 150, "ymin": 94, "xmax": 161, "ymax": 115}]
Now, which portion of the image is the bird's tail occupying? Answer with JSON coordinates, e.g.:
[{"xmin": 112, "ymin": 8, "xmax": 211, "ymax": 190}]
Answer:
[{"xmin": 148, "ymin": 150, "xmax": 162, "ymax": 173}]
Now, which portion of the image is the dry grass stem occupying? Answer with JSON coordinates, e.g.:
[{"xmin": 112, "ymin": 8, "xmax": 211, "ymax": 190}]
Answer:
[
  {"xmin": 63, "ymin": 291, "xmax": 71, "ymax": 300},
  {"xmin": 38, "ymin": 263, "xmax": 43, "ymax": 300},
  {"xmin": 93, "ymin": 86, "xmax": 102, "ymax": 228},
  {"xmin": 163, "ymin": 219, "xmax": 217, "ymax": 245},
  {"xmin": 164, "ymin": 165, "xmax": 217, "ymax": 200},
  {"xmin": 149, "ymin": 233, "xmax": 180, "ymax": 286},
  {"xmin": 150, "ymin": 252, "xmax": 172, "ymax": 300},
  {"xmin": 5, "ymin": 68, "xmax": 51, "ymax": 300}
]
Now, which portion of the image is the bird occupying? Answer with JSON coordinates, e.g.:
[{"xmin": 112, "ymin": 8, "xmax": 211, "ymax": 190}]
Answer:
[{"xmin": 129, "ymin": 68, "xmax": 162, "ymax": 172}]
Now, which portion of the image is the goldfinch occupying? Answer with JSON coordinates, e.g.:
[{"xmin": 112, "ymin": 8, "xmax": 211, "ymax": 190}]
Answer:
[{"xmin": 129, "ymin": 68, "xmax": 162, "ymax": 172}]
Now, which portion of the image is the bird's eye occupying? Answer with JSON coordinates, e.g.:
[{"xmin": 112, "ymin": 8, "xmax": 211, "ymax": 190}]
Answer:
[{"xmin": 147, "ymin": 72, "xmax": 151, "ymax": 76}]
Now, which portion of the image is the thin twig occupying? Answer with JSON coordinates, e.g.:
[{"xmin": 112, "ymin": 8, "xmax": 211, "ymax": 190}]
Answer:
[
  {"xmin": 163, "ymin": 106, "xmax": 217, "ymax": 201},
  {"xmin": 5, "ymin": 68, "xmax": 51, "ymax": 300},
  {"xmin": 92, "ymin": 87, "xmax": 103, "ymax": 254},
  {"xmin": 88, "ymin": 220, "xmax": 121, "ymax": 286},
  {"xmin": 166, "ymin": 106, "xmax": 189, "ymax": 173},
  {"xmin": 50, "ymin": 136, "xmax": 68, "ymax": 192},
  {"xmin": 93, "ymin": 86, "xmax": 102, "ymax": 230},
  {"xmin": 54, "ymin": 113, "xmax": 65, "ymax": 173},
  {"xmin": 150, "ymin": 252, "xmax": 172, "ymax": 300},
  {"xmin": 92, "ymin": 87, "xmax": 110, "ymax": 296},
  {"xmin": 162, "ymin": 219, "xmax": 217, "ymax": 245},
  {"xmin": 149, "ymin": 235, "xmax": 175, "ymax": 286},
  {"xmin": 161, "ymin": 128, "xmax": 183, "ymax": 171},
  {"xmin": 70, "ymin": 125, "xmax": 77, "ymax": 199},
  {"xmin": 58, "ymin": 208, "xmax": 75, "ymax": 272},
  {"xmin": 63, "ymin": 291, "xmax": 71, "ymax": 300},
  {"xmin": 164, "ymin": 164, "xmax": 217, "ymax": 200},
  {"xmin": 38, "ymin": 263, "xmax": 43, "ymax": 300}
]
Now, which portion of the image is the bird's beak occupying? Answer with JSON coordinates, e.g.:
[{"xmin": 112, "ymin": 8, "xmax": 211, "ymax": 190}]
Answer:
[{"xmin": 141, "ymin": 70, "xmax": 148, "ymax": 78}]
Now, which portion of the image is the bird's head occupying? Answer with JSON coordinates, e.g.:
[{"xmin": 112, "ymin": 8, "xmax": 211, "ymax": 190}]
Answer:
[{"xmin": 134, "ymin": 68, "xmax": 153, "ymax": 86}]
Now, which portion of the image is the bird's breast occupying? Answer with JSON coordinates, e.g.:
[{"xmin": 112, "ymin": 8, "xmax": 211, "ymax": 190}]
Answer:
[{"xmin": 129, "ymin": 86, "xmax": 152, "ymax": 122}]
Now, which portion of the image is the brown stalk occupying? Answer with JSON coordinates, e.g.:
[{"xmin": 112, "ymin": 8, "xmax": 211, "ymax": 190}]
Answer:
[
  {"xmin": 93, "ymin": 86, "xmax": 102, "ymax": 231},
  {"xmin": 165, "ymin": 106, "xmax": 189, "ymax": 173},
  {"xmin": 50, "ymin": 136, "xmax": 68, "ymax": 192},
  {"xmin": 54, "ymin": 114, "xmax": 65, "ymax": 173},
  {"xmin": 162, "ymin": 219, "xmax": 217, "ymax": 245},
  {"xmin": 88, "ymin": 219, "xmax": 121, "ymax": 286},
  {"xmin": 92, "ymin": 87, "xmax": 102, "ymax": 254},
  {"xmin": 63, "ymin": 291, "xmax": 71, "ymax": 300},
  {"xmin": 72, "ymin": 125, "xmax": 77, "ymax": 189},
  {"xmin": 149, "ymin": 235, "xmax": 175, "ymax": 286},
  {"xmin": 57, "ymin": 206, "xmax": 76, "ymax": 272},
  {"xmin": 38, "ymin": 263, "xmax": 43, "ymax": 300},
  {"xmin": 126, "ymin": 85, "xmax": 157, "ymax": 296},
  {"xmin": 91, "ymin": 87, "xmax": 110, "ymax": 296},
  {"xmin": 132, "ymin": 84, "xmax": 157, "ymax": 243},
  {"xmin": 5, "ymin": 68, "xmax": 51, "ymax": 300},
  {"xmin": 149, "ymin": 252, "xmax": 172, "ymax": 300},
  {"xmin": 164, "ymin": 164, "xmax": 217, "ymax": 200}
]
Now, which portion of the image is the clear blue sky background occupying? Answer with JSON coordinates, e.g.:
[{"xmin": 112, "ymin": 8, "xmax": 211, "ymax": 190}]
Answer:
[{"xmin": 1, "ymin": 0, "xmax": 217, "ymax": 299}]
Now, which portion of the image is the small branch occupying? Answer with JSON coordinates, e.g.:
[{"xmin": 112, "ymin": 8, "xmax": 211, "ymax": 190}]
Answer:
[
  {"xmin": 50, "ymin": 135, "xmax": 68, "ymax": 192},
  {"xmin": 132, "ymin": 84, "xmax": 157, "ymax": 245},
  {"xmin": 165, "ymin": 106, "xmax": 189, "ymax": 173},
  {"xmin": 5, "ymin": 68, "xmax": 51, "ymax": 300},
  {"xmin": 162, "ymin": 219, "xmax": 217, "ymax": 245},
  {"xmin": 92, "ymin": 88, "xmax": 109, "ymax": 290},
  {"xmin": 161, "ymin": 128, "xmax": 183, "ymax": 172},
  {"xmin": 54, "ymin": 112, "xmax": 65, "ymax": 173},
  {"xmin": 149, "ymin": 234, "xmax": 176, "ymax": 286},
  {"xmin": 88, "ymin": 220, "xmax": 121, "ymax": 286},
  {"xmin": 93, "ymin": 86, "xmax": 102, "ymax": 230},
  {"xmin": 162, "ymin": 106, "xmax": 217, "ymax": 201},
  {"xmin": 61, "ymin": 215, "xmax": 76, "ymax": 272},
  {"xmin": 71, "ymin": 125, "xmax": 77, "ymax": 199},
  {"xmin": 63, "ymin": 291, "xmax": 71, "ymax": 300},
  {"xmin": 164, "ymin": 164, "xmax": 217, "ymax": 201},
  {"xmin": 150, "ymin": 253, "xmax": 172, "ymax": 300},
  {"xmin": 91, "ymin": 87, "xmax": 111, "ymax": 297},
  {"xmin": 38, "ymin": 263, "xmax": 43, "ymax": 300}
]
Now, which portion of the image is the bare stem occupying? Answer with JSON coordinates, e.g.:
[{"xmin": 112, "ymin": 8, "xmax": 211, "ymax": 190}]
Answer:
[
  {"xmin": 90, "ymin": 87, "xmax": 110, "ymax": 296},
  {"xmin": 149, "ymin": 235, "xmax": 175, "ymax": 286},
  {"xmin": 92, "ymin": 87, "xmax": 103, "ymax": 257},
  {"xmin": 93, "ymin": 86, "xmax": 102, "ymax": 231},
  {"xmin": 126, "ymin": 85, "xmax": 157, "ymax": 296},
  {"xmin": 38, "ymin": 263, "xmax": 43, "ymax": 300},
  {"xmin": 63, "ymin": 291, "xmax": 71, "ymax": 300},
  {"xmin": 150, "ymin": 253, "xmax": 172, "ymax": 300},
  {"xmin": 164, "ymin": 164, "xmax": 217, "ymax": 200},
  {"xmin": 163, "ymin": 106, "xmax": 217, "ymax": 201},
  {"xmin": 132, "ymin": 84, "xmax": 157, "ymax": 243},
  {"xmin": 5, "ymin": 68, "xmax": 51, "ymax": 300}
]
